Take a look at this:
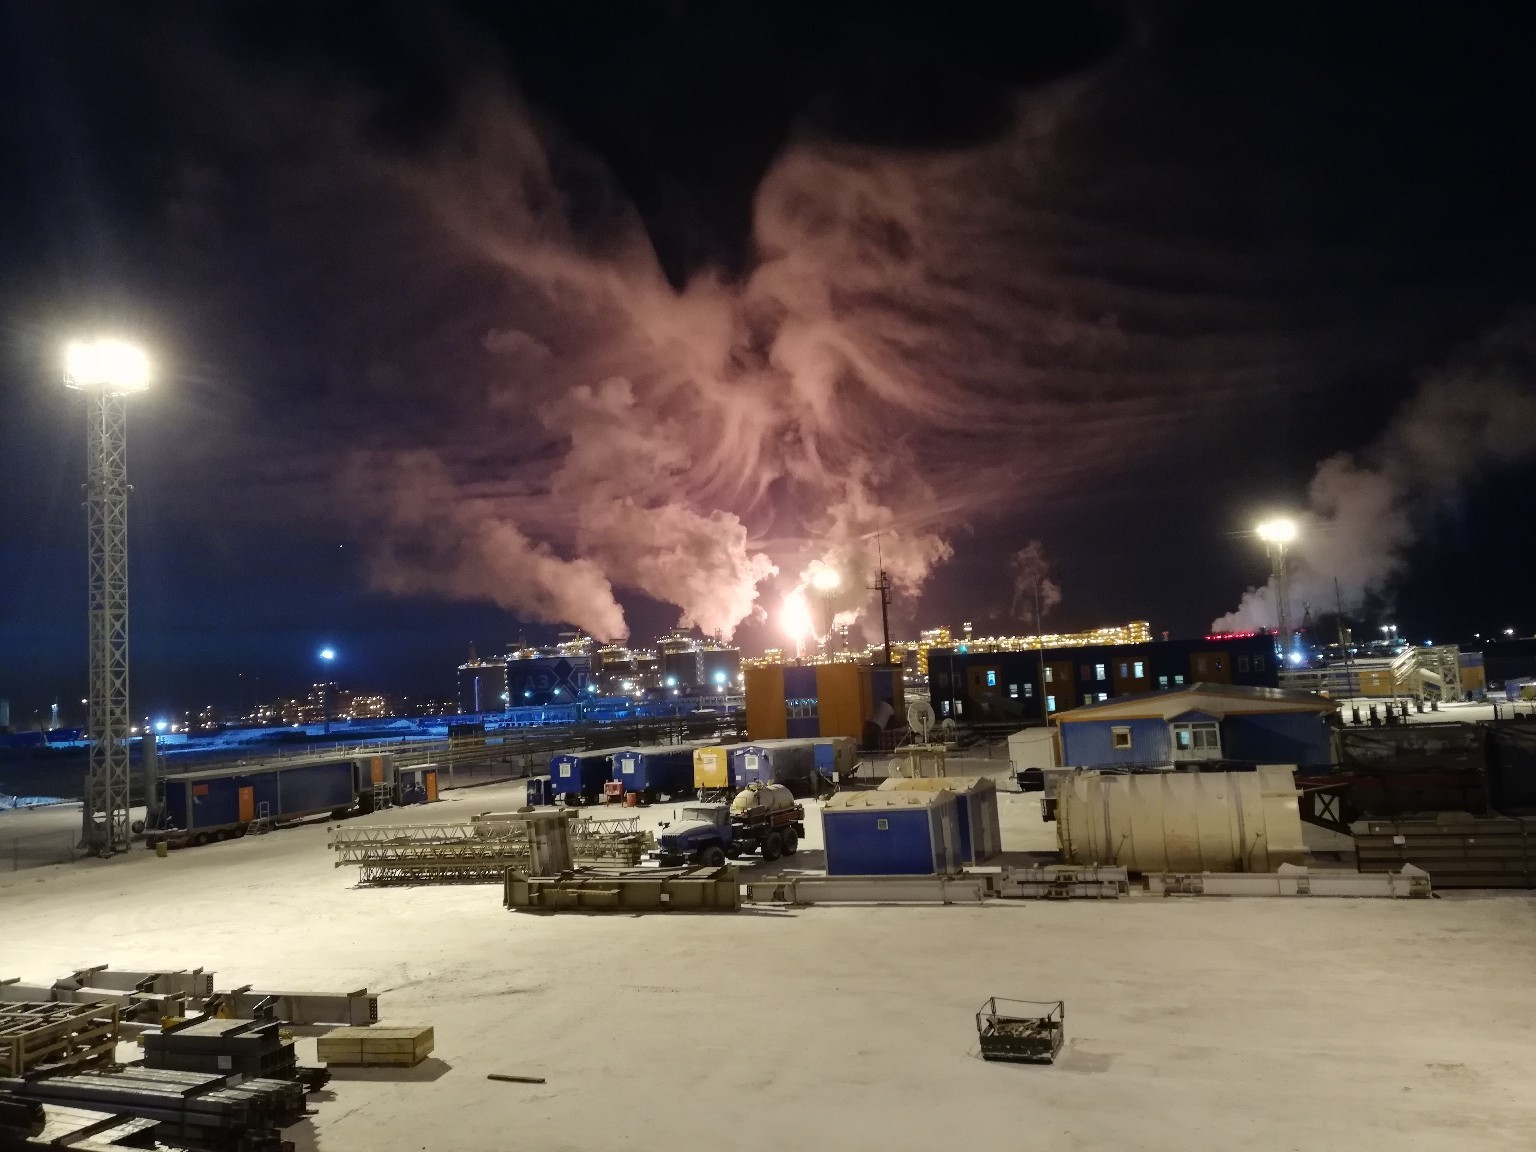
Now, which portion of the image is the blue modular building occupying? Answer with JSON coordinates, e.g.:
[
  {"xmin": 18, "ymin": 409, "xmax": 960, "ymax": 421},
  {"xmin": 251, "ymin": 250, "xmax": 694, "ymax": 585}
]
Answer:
[
  {"xmin": 1054, "ymin": 683, "xmax": 1338, "ymax": 769},
  {"xmin": 821, "ymin": 789, "xmax": 962, "ymax": 876},
  {"xmin": 878, "ymin": 775, "xmax": 1000, "ymax": 863},
  {"xmin": 611, "ymin": 746, "xmax": 695, "ymax": 801},
  {"xmin": 731, "ymin": 740, "xmax": 820, "ymax": 797},
  {"xmin": 550, "ymin": 747, "xmax": 624, "ymax": 804},
  {"xmin": 159, "ymin": 756, "xmax": 373, "ymax": 845}
]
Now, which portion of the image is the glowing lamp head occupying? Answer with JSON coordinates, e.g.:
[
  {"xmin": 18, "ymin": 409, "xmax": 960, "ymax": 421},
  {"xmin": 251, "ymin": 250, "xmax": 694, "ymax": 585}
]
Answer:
[
  {"xmin": 153, "ymin": 719, "xmax": 168, "ymax": 733},
  {"xmin": 810, "ymin": 568, "xmax": 841, "ymax": 592},
  {"xmin": 64, "ymin": 338, "xmax": 151, "ymax": 393},
  {"xmin": 318, "ymin": 647, "xmax": 336, "ymax": 662},
  {"xmin": 1256, "ymin": 518, "xmax": 1298, "ymax": 544}
]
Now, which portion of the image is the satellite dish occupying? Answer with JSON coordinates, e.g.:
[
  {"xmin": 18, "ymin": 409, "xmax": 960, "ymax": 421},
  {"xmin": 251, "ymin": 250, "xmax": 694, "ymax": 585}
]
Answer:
[{"xmin": 907, "ymin": 699, "xmax": 936, "ymax": 743}]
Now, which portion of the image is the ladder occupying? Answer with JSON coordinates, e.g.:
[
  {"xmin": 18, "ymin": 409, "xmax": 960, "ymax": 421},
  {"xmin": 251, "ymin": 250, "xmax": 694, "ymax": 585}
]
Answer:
[
  {"xmin": 247, "ymin": 802, "xmax": 273, "ymax": 836},
  {"xmin": 372, "ymin": 781, "xmax": 392, "ymax": 812}
]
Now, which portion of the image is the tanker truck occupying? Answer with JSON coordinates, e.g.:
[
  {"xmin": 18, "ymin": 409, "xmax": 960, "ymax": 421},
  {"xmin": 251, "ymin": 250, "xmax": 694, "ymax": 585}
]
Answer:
[{"xmin": 654, "ymin": 783, "xmax": 805, "ymax": 868}]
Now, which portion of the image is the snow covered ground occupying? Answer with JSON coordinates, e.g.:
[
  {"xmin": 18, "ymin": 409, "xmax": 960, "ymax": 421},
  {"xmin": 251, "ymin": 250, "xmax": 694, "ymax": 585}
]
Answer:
[{"xmin": 5, "ymin": 779, "xmax": 1535, "ymax": 1151}]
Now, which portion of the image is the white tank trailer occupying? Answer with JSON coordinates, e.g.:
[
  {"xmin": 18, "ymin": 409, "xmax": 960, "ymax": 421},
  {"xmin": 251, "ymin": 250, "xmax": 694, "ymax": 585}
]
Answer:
[
  {"xmin": 1055, "ymin": 765, "xmax": 1306, "ymax": 873},
  {"xmin": 729, "ymin": 782, "xmax": 795, "ymax": 818}
]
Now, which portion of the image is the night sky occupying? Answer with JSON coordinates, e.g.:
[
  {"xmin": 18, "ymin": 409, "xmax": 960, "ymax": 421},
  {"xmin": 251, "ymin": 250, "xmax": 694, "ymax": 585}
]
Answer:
[{"xmin": 2, "ymin": 2, "xmax": 1535, "ymax": 721}]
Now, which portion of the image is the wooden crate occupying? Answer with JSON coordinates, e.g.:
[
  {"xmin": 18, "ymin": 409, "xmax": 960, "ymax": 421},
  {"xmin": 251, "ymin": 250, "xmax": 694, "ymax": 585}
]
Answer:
[
  {"xmin": 317, "ymin": 1025, "xmax": 434, "ymax": 1067},
  {"xmin": 0, "ymin": 1001, "xmax": 121, "ymax": 1076}
]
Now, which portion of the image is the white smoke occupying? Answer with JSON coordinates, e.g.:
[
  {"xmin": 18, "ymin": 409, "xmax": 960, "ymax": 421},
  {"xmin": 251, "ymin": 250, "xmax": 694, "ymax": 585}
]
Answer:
[{"xmin": 1214, "ymin": 316, "xmax": 1536, "ymax": 631}]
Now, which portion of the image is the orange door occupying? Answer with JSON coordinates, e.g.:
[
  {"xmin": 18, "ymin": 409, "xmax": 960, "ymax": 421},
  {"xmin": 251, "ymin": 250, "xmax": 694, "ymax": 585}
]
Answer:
[
  {"xmin": 370, "ymin": 757, "xmax": 385, "ymax": 785},
  {"xmin": 238, "ymin": 786, "xmax": 255, "ymax": 822},
  {"xmin": 424, "ymin": 770, "xmax": 438, "ymax": 802}
]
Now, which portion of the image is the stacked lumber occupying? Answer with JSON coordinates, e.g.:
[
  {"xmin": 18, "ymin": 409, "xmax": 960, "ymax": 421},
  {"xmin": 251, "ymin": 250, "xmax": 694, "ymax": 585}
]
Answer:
[
  {"xmin": 0, "ymin": 1002, "xmax": 120, "ymax": 1077},
  {"xmin": 317, "ymin": 1026, "xmax": 434, "ymax": 1068}
]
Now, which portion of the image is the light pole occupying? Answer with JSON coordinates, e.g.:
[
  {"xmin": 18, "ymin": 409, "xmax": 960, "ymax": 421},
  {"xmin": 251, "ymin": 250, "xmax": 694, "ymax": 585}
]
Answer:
[
  {"xmin": 1256, "ymin": 518, "xmax": 1298, "ymax": 657},
  {"xmin": 318, "ymin": 647, "xmax": 336, "ymax": 734},
  {"xmin": 66, "ymin": 338, "xmax": 150, "ymax": 856}
]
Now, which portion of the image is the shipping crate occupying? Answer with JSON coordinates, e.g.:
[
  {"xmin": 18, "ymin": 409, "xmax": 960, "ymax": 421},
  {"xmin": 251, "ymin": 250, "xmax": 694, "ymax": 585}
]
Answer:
[
  {"xmin": 317, "ymin": 1025, "xmax": 433, "ymax": 1067},
  {"xmin": 0, "ymin": 1002, "xmax": 121, "ymax": 1077}
]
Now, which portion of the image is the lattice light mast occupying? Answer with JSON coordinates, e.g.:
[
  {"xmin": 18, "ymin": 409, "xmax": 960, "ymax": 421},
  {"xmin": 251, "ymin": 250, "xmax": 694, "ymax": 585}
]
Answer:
[
  {"xmin": 1256, "ymin": 517, "xmax": 1298, "ymax": 658},
  {"xmin": 66, "ymin": 338, "xmax": 151, "ymax": 856}
]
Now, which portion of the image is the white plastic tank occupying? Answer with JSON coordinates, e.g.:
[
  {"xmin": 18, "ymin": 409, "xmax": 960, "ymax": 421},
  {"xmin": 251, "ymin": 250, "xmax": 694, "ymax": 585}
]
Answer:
[
  {"xmin": 1055, "ymin": 766, "xmax": 1305, "ymax": 873},
  {"xmin": 730, "ymin": 782, "xmax": 794, "ymax": 817}
]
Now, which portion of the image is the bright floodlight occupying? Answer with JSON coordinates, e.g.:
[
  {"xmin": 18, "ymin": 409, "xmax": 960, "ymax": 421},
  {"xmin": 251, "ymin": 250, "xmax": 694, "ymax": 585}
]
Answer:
[
  {"xmin": 64, "ymin": 338, "xmax": 151, "ymax": 393},
  {"xmin": 319, "ymin": 647, "xmax": 336, "ymax": 662},
  {"xmin": 810, "ymin": 568, "xmax": 841, "ymax": 591},
  {"xmin": 1256, "ymin": 518, "xmax": 1297, "ymax": 544}
]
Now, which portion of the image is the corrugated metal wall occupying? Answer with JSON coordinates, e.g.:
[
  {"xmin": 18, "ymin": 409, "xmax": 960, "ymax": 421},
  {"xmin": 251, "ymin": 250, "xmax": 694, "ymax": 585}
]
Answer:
[
  {"xmin": 1221, "ymin": 712, "xmax": 1334, "ymax": 766},
  {"xmin": 744, "ymin": 665, "xmax": 787, "ymax": 740},
  {"xmin": 1059, "ymin": 717, "xmax": 1169, "ymax": 766}
]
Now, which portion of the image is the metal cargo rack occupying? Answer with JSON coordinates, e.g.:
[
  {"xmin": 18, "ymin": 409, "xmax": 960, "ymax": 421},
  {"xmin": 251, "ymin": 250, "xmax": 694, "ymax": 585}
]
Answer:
[
  {"xmin": 504, "ymin": 865, "xmax": 741, "ymax": 912},
  {"xmin": 976, "ymin": 998, "xmax": 1064, "ymax": 1065},
  {"xmin": 0, "ymin": 1002, "xmax": 121, "ymax": 1078}
]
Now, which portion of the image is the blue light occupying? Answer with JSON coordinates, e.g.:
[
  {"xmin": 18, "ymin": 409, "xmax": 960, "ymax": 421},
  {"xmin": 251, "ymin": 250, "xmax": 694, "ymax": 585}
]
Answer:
[
  {"xmin": 523, "ymin": 691, "xmax": 532, "ymax": 699},
  {"xmin": 586, "ymin": 684, "xmax": 597, "ymax": 693},
  {"xmin": 319, "ymin": 647, "xmax": 336, "ymax": 662},
  {"xmin": 713, "ymin": 671, "xmax": 727, "ymax": 684},
  {"xmin": 153, "ymin": 719, "xmax": 168, "ymax": 733}
]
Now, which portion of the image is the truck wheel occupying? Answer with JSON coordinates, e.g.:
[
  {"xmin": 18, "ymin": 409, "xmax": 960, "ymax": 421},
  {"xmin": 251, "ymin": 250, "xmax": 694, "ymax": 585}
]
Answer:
[
  {"xmin": 760, "ymin": 832, "xmax": 783, "ymax": 862},
  {"xmin": 699, "ymin": 846, "xmax": 727, "ymax": 868},
  {"xmin": 780, "ymin": 828, "xmax": 799, "ymax": 856},
  {"xmin": 190, "ymin": 832, "xmax": 211, "ymax": 848}
]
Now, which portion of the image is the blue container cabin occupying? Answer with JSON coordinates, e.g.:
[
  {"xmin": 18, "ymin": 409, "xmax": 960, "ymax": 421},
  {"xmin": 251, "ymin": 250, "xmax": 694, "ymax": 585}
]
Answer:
[
  {"xmin": 808, "ymin": 736, "xmax": 858, "ymax": 781},
  {"xmin": 877, "ymin": 776, "xmax": 1001, "ymax": 863},
  {"xmin": 611, "ymin": 746, "xmax": 695, "ymax": 801},
  {"xmin": 731, "ymin": 740, "xmax": 820, "ymax": 797},
  {"xmin": 550, "ymin": 748, "xmax": 622, "ymax": 805},
  {"xmin": 159, "ymin": 756, "xmax": 363, "ymax": 845},
  {"xmin": 821, "ymin": 789, "xmax": 962, "ymax": 876}
]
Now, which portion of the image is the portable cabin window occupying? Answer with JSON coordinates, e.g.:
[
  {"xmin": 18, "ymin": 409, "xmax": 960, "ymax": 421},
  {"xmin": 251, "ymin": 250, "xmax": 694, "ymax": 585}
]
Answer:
[
  {"xmin": 1111, "ymin": 727, "xmax": 1133, "ymax": 750},
  {"xmin": 941, "ymin": 700, "xmax": 951, "ymax": 716},
  {"xmin": 1023, "ymin": 684, "xmax": 1034, "ymax": 698},
  {"xmin": 1254, "ymin": 656, "xmax": 1265, "ymax": 671},
  {"xmin": 786, "ymin": 697, "xmax": 819, "ymax": 719},
  {"xmin": 1174, "ymin": 674, "xmax": 1185, "ymax": 686},
  {"xmin": 1119, "ymin": 663, "xmax": 1129, "ymax": 678},
  {"xmin": 1171, "ymin": 721, "xmax": 1221, "ymax": 760},
  {"xmin": 1134, "ymin": 661, "xmax": 1145, "ymax": 678},
  {"xmin": 1079, "ymin": 665, "xmax": 1091, "ymax": 681},
  {"xmin": 1044, "ymin": 667, "xmax": 1054, "ymax": 684},
  {"xmin": 1158, "ymin": 675, "xmax": 1169, "ymax": 688},
  {"xmin": 1098, "ymin": 693, "xmax": 1108, "ymax": 702},
  {"xmin": 1008, "ymin": 683, "xmax": 1019, "ymax": 699},
  {"xmin": 1046, "ymin": 695, "xmax": 1057, "ymax": 712},
  {"xmin": 1095, "ymin": 664, "xmax": 1107, "ymax": 681},
  {"xmin": 985, "ymin": 670, "xmax": 997, "ymax": 687}
]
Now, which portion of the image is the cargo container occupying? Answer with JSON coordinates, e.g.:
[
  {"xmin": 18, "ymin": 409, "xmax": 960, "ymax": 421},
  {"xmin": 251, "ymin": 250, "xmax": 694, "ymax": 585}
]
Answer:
[
  {"xmin": 611, "ymin": 746, "xmax": 694, "ymax": 803},
  {"xmin": 395, "ymin": 765, "xmax": 440, "ymax": 805},
  {"xmin": 549, "ymin": 748, "xmax": 623, "ymax": 805},
  {"xmin": 730, "ymin": 740, "xmax": 821, "ymax": 798},
  {"xmin": 821, "ymin": 789, "xmax": 962, "ymax": 876},
  {"xmin": 878, "ymin": 775, "xmax": 1001, "ymax": 862},
  {"xmin": 692, "ymin": 743, "xmax": 746, "ymax": 795},
  {"xmin": 155, "ymin": 755, "xmax": 382, "ymax": 847}
]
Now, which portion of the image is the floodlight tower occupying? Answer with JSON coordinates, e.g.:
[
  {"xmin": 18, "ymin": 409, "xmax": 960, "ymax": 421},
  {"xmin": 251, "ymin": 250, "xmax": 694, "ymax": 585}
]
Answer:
[
  {"xmin": 66, "ymin": 338, "xmax": 151, "ymax": 856},
  {"xmin": 1256, "ymin": 518, "xmax": 1298, "ymax": 655}
]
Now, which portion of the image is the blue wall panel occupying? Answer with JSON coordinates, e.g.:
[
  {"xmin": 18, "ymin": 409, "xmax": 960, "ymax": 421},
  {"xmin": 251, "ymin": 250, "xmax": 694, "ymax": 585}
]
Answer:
[
  {"xmin": 1221, "ymin": 712, "xmax": 1334, "ymax": 766},
  {"xmin": 824, "ymin": 808, "xmax": 938, "ymax": 875},
  {"xmin": 1060, "ymin": 717, "xmax": 1170, "ymax": 767},
  {"xmin": 277, "ymin": 762, "xmax": 355, "ymax": 816}
]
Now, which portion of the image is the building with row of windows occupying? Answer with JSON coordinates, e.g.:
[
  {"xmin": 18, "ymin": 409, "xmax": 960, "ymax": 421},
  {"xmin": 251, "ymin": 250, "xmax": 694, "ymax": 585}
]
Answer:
[{"xmin": 927, "ymin": 633, "xmax": 1281, "ymax": 725}]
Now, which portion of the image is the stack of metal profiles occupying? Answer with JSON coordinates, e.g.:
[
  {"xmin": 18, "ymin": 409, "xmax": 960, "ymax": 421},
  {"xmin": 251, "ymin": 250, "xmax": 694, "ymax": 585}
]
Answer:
[
  {"xmin": 0, "ymin": 1067, "xmax": 307, "ymax": 1152},
  {"xmin": 0, "ymin": 1002, "xmax": 120, "ymax": 1077},
  {"xmin": 1355, "ymin": 817, "xmax": 1536, "ymax": 888},
  {"xmin": 143, "ymin": 1018, "xmax": 329, "ymax": 1091},
  {"xmin": 331, "ymin": 819, "xmax": 651, "ymax": 885}
]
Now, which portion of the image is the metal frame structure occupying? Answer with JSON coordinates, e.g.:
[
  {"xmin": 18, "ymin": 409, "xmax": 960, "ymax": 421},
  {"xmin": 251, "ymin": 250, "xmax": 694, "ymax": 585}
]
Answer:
[{"xmin": 75, "ymin": 387, "xmax": 135, "ymax": 855}]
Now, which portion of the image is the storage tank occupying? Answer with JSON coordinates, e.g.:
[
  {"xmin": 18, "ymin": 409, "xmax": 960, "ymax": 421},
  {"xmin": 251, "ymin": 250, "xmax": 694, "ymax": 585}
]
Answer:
[
  {"xmin": 1055, "ymin": 766, "xmax": 1305, "ymax": 873},
  {"xmin": 732, "ymin": 741, "xmax": 819, "ymax": 797},
  {"xmin": 730, "ymin": 782, "xmax": 795, "ymax": 817},
  {"xmin": 693, "ymin": 743, "xmax": 745, "ymax": 793}
]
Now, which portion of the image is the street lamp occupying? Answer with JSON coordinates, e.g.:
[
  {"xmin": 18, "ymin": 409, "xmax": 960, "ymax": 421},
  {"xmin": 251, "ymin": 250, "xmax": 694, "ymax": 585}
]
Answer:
[
  {"xmin": 66, "ymin": 337, "xmax": 151, "ymax": 856},
  {"xmin": 1255, "ymin": 518, "xmax": 1298, "ymax": 654}
]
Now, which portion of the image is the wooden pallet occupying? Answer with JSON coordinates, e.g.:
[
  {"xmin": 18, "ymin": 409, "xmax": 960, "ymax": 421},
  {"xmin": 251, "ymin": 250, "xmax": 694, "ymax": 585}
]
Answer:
[
  {"xmin": 0, "ymin": 1001, "xmax": 121, "ymax": 1077},
  {"xmin": 317, "ymin": 1026, "xmax": 433, "ymax": 1067}
]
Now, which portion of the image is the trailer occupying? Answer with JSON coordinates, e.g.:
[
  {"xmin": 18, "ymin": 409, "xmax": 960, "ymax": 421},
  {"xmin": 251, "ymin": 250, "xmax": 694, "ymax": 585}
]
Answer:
[
  {"xmin": 692, "ymin": 743, "xmax": 746, "ymax": 797},
  {"xmin": 809, "ymin": 736, "xmax": 857, "ymax": 782},
  {"xmin": 655, "ymin": 789, "xmax": 806, "ymax": 867},
  {"xmin": 608, "ymin": 746, "xmax": 694, "ymax": 804},
  {"xmin": 731, "ymin": 740, "xmax": 823, "ymax": 798},
  {"xmin": 151, "ymin": 754, "xmax": 391, "ymax": 848},
  {"xmin": 550, "ymin": 748, "xmax": 623, "ymax": 806}
]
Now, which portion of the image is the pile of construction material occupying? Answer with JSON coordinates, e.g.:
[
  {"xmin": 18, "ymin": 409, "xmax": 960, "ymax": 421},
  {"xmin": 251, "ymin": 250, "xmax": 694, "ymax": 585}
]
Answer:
[
  {"xmin": 1, "ymin": 1002, "xmax": 120, "ymax": 1077},
  {"xmin": 2, "ymin": 965, "xmax": 380, "ymax": 1030},
  {"xmin": 330, "ymin": 813, "xmax": 653, "ymax": 886},
  {"xmin": 144, "ymin": 1018, "xmax": 329, "ymax": 1090},
  {"xmin": 318, "ymin": 1025, "xmax": 434, "ymax": 1068},
  {"xmin": 504, "ymin": 865, "xmax": 741, "ymax": 912},
  {"xmin": 1355, "ymin": 816, "xmax": 1536, "ymax": 887}
]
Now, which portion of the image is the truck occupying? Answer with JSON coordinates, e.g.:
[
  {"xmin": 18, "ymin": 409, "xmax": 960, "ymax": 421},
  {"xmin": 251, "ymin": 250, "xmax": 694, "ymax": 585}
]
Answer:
[
  {"xmin": 150, "ymin": 753, "xmax": 394, "ymax": 848},
  {"xmin": 655, "ymin": 783, "xmax": 806, "ymax": 867}
]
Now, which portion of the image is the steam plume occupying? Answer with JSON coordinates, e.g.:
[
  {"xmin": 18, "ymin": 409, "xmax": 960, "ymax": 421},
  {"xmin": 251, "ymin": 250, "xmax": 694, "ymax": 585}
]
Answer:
[
  {"xmin": 1213, "ymin": 316, "xmax": 1536, "ymax": 631},
  {"xmin": 1010, "ymin": 540, "xmax": 1063, "ymax": 630}
]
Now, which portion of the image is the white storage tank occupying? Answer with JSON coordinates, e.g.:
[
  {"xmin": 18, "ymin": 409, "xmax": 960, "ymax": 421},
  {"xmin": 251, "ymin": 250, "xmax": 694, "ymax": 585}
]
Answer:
[{"xmin": 1055, "ymin": 765, "xmax": 1305, "ymax": 873}]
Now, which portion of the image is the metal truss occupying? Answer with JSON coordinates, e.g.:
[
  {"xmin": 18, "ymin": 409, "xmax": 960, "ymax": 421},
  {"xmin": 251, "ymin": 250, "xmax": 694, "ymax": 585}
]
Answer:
[{"xmin": 81, "ymin": 391, "xmax": 133, "ymax": 855}]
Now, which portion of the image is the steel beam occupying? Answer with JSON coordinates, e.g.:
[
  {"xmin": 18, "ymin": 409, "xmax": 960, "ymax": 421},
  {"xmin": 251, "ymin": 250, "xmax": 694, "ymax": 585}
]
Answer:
[
  {"xmin": 742, "ymin": 874, "xmax": 988, "ymax": 905},
  {"xmin": 1145, "ymin": 864, "xmax": 1431, "ymax": 897}
]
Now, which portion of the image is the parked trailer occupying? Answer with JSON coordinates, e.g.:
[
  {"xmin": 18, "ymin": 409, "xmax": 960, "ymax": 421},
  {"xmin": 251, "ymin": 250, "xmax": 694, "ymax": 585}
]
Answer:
[
  {"xmin": 692, "ymin": 743, "xmax": 746, "ymax": 796},
  {"xmin": 809, "ymin": 736, "xmax": 857, "ymax": 782},
  {"xmin": 609, "ymin": 746, "xmax": 694, "ymax": 803},
  {"xmin": 152, "ymin": 755, "xmax": 387, "ymax": 848},
  {"xmin": 550, "ymin": 748, "xmax": 624, "ymax": 806},
  {"xmin": 731, "ymin": 740, "xmax": 822, "ymax": 798}
]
